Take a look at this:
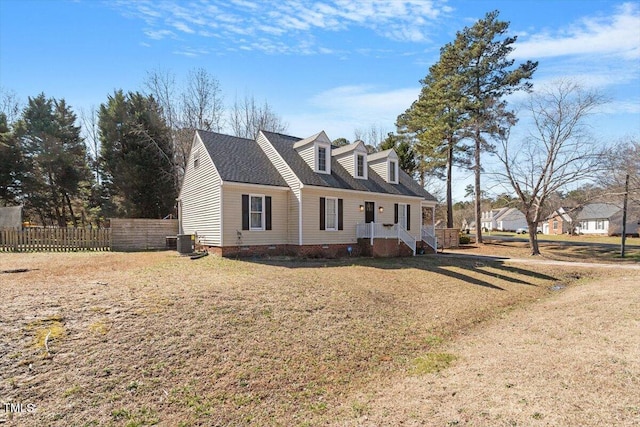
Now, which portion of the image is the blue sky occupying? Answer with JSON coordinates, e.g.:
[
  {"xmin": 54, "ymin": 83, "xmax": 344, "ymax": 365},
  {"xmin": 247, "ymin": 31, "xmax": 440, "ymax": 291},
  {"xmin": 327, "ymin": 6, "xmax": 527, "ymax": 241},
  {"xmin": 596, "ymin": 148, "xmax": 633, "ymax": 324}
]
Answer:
[{"xmin": 1, "ymin": 0, "xmax": 639, "ymax": 199}]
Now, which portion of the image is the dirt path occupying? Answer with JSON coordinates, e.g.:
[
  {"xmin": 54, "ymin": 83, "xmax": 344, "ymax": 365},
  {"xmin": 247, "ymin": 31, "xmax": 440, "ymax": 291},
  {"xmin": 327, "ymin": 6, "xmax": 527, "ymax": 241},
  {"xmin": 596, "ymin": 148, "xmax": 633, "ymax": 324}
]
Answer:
[{"xmin": 342, "ymin": 273, "xmax": 640, "ymax": 426}]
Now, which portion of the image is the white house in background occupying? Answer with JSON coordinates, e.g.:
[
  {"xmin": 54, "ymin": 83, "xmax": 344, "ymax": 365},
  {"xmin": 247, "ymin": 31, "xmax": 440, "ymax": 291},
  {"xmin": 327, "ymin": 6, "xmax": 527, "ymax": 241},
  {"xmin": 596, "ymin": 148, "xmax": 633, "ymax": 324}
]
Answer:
[
  {"xmin": 480, "ymin": 207, "xmax": 527, "ymax": 232},
  {"xmin": 575, "ymin": 203, "xmax": 619, "ymax": 235},
  {"xmin": 178, "ymin": 130, "xmax": 438, "ymax": 257}
]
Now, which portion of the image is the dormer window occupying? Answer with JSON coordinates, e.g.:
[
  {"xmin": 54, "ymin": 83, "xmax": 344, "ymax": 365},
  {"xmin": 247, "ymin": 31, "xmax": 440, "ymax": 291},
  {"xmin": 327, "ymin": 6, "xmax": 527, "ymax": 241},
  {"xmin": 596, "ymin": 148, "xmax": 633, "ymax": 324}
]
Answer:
[
  {"xmin": 389, "ymin": 160, "xmax": 397, "ymax": 183},
  {"xmin": 356, "ymin": 154, "xmax": 365, "ymax": 178},
  {"xmin": 318, "ymin": 146, "xmax": 327, "ymax": 172},
  {"xmin": 314, "ymin": 142, "xmax": 331, "ymax": 174}
]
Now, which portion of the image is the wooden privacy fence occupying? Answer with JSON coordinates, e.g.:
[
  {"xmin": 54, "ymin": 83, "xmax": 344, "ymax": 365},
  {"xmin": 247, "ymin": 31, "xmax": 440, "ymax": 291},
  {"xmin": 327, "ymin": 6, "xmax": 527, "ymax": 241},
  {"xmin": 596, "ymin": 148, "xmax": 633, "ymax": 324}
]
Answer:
[
  {"xmin": 110, "ymin": 218, "xmax": 178, "ymax": 251},
  {"xmin": 0, "ymin": 227, "xmax": 111, "ymax": 252}
]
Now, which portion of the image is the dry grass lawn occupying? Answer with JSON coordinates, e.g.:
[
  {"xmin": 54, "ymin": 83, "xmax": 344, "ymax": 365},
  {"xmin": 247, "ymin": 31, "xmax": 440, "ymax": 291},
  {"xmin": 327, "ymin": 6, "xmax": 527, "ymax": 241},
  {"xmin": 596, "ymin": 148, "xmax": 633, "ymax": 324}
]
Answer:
[{"xmin": 0, "ymin": 249, "xmax": 636, "ymax": 426}]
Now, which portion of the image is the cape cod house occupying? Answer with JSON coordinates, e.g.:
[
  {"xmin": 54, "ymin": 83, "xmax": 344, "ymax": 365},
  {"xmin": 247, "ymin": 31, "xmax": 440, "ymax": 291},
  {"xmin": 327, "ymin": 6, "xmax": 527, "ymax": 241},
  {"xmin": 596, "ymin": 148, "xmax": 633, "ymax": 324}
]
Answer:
[{"xmin": 178, "ymin": 130, "xmax": 438, "ymax": 257}]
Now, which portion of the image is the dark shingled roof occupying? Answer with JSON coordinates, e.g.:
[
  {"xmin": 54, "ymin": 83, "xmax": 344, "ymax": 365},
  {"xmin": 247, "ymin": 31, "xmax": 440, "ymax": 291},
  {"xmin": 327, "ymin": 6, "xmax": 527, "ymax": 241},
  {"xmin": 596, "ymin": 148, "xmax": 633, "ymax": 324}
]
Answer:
[
  {"xmin": 576, "ymin": 203, "xmax": 621, "ymax": 220},
  {"xmin": 262, "ymin": 131, "xmax": 436, "ymax": 201},
  {"xmin": 197, "ymin": 130, "xmax": 288, "ymax": 187}
]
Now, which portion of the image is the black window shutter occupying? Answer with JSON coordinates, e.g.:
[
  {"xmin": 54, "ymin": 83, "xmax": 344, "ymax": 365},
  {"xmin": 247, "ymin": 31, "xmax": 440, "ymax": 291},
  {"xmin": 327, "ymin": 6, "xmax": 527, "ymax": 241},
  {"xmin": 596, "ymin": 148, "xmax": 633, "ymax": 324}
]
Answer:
[
  {"xmin": 319, "ymin": 197, "xmax": 326, "ymax": 230},
  {"xmin": 338, "ymin": 198, "xmax": 343, "ymax": 230},
  {"xmin": 241, "ymin": 194, "xmax": 249, "ymax": 230},
  {"xmin": 406, "ymin": 204, "xmax": 411, "ymax": 230},
  {"xmin": 394, "ymin": 203, "xmax": 398, "ymax": 224},
  {"xmin": 265, "ymin": 196, "xmax": 272, "ymax": 230}
]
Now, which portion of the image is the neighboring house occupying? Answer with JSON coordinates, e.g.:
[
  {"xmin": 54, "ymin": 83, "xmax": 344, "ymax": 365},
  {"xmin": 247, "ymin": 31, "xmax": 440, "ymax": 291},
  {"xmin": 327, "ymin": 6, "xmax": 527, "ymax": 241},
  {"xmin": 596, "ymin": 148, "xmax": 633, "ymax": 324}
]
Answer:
[
  {"xmin": 543, "ymin": 207, "xmax": 574, "ymax": 235},
  {"xmin": 480, "ymin": 207, "xmax": 527, "ymax": 232},
  {"xmin": 608, "ymin": 206, "xmax": 640, "ymax": 237},
  {"xmin": 0, "ymin": 205, "xmax": 22, "ymax": 229},
  {"xmin": 178, "ymin": 130, "xmax": 438, "ymax": 257},
  {"xmin": 575, "ymin": 203, "xmax": 621, "ymax": 235}
]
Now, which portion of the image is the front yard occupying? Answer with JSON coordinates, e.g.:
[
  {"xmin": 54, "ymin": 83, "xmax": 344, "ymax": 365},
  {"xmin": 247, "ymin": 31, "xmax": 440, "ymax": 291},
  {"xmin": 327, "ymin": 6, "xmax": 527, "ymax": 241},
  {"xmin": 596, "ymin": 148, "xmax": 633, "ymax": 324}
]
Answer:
[{"xmin": 0, "ymin": 251, "xmax": 634, "ymax": 426}]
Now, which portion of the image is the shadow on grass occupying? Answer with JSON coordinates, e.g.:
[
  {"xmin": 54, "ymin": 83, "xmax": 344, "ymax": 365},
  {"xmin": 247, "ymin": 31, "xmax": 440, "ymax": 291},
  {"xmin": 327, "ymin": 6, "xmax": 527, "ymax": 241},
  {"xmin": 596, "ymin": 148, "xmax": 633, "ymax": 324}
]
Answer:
[
  {"xmin": 541, "ymin": 243, "xmax": 640, "ymax": 262},
  {"xmin": 245, "ymin": 253, "xmax": 556, "ymax": 290}
]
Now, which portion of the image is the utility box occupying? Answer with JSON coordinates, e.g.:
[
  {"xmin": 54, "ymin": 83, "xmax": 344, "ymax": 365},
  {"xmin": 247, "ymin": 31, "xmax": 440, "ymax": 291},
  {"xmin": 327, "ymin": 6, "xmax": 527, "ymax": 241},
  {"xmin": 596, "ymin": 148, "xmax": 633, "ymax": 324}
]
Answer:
[{"xmin": 177, "ymin": 234, "xmax": 195, "ymax": 254}]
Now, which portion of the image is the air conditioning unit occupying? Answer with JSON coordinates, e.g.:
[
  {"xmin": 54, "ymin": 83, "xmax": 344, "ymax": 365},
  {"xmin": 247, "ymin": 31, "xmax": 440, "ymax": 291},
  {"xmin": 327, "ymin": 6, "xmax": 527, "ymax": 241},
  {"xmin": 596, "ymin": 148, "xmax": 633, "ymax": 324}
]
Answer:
[{"xmin": 176, "ymin": 234, "xmax": 195, "ymax": 254}]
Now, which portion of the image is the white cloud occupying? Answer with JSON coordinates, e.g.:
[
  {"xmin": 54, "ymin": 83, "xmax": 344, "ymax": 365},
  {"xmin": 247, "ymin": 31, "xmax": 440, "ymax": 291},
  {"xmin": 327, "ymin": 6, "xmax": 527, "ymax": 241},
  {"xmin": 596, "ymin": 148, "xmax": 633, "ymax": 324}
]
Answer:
[
  {"xmin": 170, "ymin": 21, "xmax": 194, "ymax": 34},
  {"xmin": 110, "ymin": 0, "xmax": 450, "ymax": 54},
  {"xmin": 513, "ymin": 2, "xmax": 640, "ymax": 60}
]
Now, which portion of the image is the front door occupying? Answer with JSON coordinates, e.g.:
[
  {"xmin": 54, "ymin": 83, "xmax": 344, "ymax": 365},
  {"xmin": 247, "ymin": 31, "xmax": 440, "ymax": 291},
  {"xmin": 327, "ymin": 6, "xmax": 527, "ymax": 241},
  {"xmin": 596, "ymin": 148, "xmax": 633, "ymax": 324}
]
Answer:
[{"xmin": 365, "ymin": 201, "xmax": 375, "ymax": 223}]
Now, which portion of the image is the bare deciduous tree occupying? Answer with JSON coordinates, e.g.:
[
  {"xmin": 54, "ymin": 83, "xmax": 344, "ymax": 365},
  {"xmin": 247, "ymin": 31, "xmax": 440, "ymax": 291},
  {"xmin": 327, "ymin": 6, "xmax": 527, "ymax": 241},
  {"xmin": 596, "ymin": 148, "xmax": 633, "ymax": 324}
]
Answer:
[
  {"xmin": 0, "ymin": 87, "xmax": 21, "ymax": 125},
  {"xmin": 144, "ymin": 68, "xmax": 225, "ymax": 187},
  {"xmin": 494, "ymin": 80, "xmax": 608, "ymax": 255},
  {"xmin": 228, "ymin": 94, "xmax": 288, "ymax": 140},
  {"xmin": 80, "ymin": 106, "xmax": 101, "ymax": 185},
  {"xmin": 183, "ymin": 68, "xmax": 224, "ymax": 132}
]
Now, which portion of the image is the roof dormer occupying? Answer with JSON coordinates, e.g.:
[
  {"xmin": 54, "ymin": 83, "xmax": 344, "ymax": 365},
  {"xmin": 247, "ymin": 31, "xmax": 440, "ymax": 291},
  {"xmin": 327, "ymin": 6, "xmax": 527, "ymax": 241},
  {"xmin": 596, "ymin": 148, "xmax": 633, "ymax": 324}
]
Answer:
[
  {"xmin": 368, "ymin": 149, "xmax": 399, "ymax": 184},
  {"xmin": 332, "ymin": 140, "xmax": 368, "ymax": 180},
  {"xmin": 293, "ymin": 131, "xmax": 332, "ymax": 174}
]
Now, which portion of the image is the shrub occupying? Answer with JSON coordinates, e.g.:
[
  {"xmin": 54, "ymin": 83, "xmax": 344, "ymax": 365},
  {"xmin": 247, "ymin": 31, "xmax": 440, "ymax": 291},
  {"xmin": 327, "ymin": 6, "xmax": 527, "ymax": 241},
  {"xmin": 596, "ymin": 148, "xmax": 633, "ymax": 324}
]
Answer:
[{"xmin": 459, "ymin": 235, "xmax": 471, "ymax": 244}]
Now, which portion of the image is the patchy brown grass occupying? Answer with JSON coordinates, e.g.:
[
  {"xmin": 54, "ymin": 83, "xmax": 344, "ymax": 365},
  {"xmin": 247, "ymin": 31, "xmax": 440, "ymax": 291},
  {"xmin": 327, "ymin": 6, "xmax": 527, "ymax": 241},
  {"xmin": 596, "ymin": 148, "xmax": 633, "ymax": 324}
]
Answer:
[{"xmin": 0, "ymin": 251, "xmax": 631, "ymax": 426}]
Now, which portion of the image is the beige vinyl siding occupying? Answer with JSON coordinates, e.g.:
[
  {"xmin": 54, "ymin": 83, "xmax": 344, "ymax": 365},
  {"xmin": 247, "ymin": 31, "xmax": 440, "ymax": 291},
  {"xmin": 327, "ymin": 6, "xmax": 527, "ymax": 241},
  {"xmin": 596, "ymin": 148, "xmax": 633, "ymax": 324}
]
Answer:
[
  {"xmin": 179, "ymin": 135, "xmax": 222, "ymax": 246},
  {"xmin": 222, "ymin": 185, "xmax": 289, "ymax": 246},
  {"xmin": 297, "ymin": 144, "xmax": 315, "ymax": 171},
  {"xmin": 288, "ymin": 187, "xmax": 300, "ymax": 245},
  {"xmin": 300, "ymin": 187, "xmax": 423, "ymax": 245},
  {"xmin": 256, "ymin": 132, "xmax": 302, "ymax": 245},
  {"xmin": 335, "ymin": 153, "xmax": 355, "ymax": 177},
  {"xmin": 368, "ymin": 160, "xmax": 387, "ymax": 183}
]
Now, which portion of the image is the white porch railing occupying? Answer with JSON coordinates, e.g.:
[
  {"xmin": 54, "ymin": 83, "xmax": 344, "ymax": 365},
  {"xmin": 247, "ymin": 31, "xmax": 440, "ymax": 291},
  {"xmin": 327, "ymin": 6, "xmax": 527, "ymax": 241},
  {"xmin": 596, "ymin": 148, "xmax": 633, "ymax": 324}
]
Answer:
[
  {"xmin": 421, "ymin": 225, "xmax": 438, "ymax": 252},
  {"xmin": 355, "ymin": 222, "xmax": 416, "ymax": 256}
]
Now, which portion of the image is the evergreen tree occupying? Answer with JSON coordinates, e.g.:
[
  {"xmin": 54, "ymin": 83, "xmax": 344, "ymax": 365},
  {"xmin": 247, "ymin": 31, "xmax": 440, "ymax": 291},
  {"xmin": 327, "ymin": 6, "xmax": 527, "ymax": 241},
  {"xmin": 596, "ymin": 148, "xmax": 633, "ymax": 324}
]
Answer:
[
  {"xmin": 98, "ymin": 90, "xmax": 176, "ymax": 218},
  {"xmin": 454, "ymin": 11, "xmax": 538, "ymax": 243},
  {"xmin": 0, "ymin": 113, "xmax": 24, "ymax": 206},
  {"xmin": 15, "ymin": 94, "xmax": 91, "ymax": 226},
  {"xmin": 379, "ymin": 132, "xmax": 417, "ymax": 177},
  {"xmin": 398, "ymin": 41, "xmax": 470, "ymax": 227}
]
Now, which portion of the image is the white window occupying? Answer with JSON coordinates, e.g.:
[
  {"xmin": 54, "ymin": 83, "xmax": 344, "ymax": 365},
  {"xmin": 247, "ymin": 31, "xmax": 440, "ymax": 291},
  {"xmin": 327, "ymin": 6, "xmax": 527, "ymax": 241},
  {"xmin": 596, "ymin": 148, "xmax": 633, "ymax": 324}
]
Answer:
[
  {"xmin": 398, "ymin": 203, "xmax": 407, "ymax": 228},
  {"xmin": 596, "ymin": 219, "xmax": 605, "ymax": 230},
  {"xmin": 581, "ymin": 220, "xmax": 588, "ymax": 230},
  {"xmin": 356, "ymin": 154, "xmax": 365, "ymax": 178},
  {"xmin": 250, "ymin": 195, "xmax": 264, "ymax": 230},
  {"xmin": 318, "ymin": 146, "xmax": 327, "ymax": 172},
  {"xmin": 193, "ymin": 149, "xmax": 200, "ymax": 169},
  {"xmin": 389, "ymin": 160, "xmax": 397, "ymax": 183},
  {"xmin": 325, "ymin": 197, "xmax": 337, "ymax": 231}
]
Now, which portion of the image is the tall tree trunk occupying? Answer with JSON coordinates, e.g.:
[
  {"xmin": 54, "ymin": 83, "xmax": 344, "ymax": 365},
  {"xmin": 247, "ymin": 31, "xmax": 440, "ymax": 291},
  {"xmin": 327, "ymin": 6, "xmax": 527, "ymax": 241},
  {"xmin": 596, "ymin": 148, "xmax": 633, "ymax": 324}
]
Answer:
[
  {"xmin": 65, "ymin": 193, "xmax": 78, "ymax": 227},
  {"xmin": 528, "ymin": 222, "xmax": 540, "ymax": 255},
  {"xmin": 474, "ymin": 129, "xmax": 483, "ymax": 244},
  {"xmin": 446, "ymin": 139, "xmax": 453, "ymax": 228}
]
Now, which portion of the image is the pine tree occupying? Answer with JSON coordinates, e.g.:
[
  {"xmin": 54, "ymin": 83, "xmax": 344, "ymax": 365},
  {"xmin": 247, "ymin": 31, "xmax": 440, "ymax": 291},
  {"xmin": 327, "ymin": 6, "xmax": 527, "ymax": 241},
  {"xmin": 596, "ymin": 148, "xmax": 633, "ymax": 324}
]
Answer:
[
  {"xmin": 454, "ymin": 11, "xmax": 538, "ymax": 243},
  {"xmin": 0, "ymin": 112, "xmax": 24, "ymax": 206},
  {"xmin": 99, "ymin": 90, "xmax": 176, "ymax": 218},
  {"xmin": 398, "ymin": 41, "xmax": 471, "ymax": 228},
  {"xmin": 15, "ymin": 94, "xmax": 91, "ymax": 225}
]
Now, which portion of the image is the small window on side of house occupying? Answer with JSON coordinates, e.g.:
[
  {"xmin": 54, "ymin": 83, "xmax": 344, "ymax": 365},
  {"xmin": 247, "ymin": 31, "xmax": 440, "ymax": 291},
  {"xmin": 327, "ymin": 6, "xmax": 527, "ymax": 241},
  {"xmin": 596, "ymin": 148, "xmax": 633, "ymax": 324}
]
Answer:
[{"xmin": 193, "ymin": 149, "xmax": 200, "ymax": 169}]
